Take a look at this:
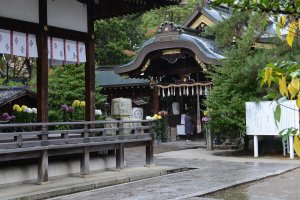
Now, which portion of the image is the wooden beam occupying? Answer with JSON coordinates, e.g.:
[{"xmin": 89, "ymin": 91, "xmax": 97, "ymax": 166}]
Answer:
[
  {"xmin": 36, "ymin": 0, "xmax": 48, "ymax": 123},
  {"xmin": 85, "ymin": 0, "xmax": 96, "ymax": 121},
  {"xmin": 0, "ymin": 16, "xmax": 39, "ymax": 34},
  {"xmin": 153, "ymin": 87, "xmax": 159, "ymax": 114},
  {"xmin": 47, "ymin": 26, "xmax": 89, "ymax": 42}
]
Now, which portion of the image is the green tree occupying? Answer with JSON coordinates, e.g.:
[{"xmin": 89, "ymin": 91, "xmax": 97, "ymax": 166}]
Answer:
[
  {"xmin": 140, "ymin": 0, "xmax": 198, "ymax": 38},
  {"xmin": 48, "ymin": 65, "xmax": 106, "ymax": 122},
  {"xmin": 94, "ymin": 16, "xmax": 145, "ymax": 65},
  {"xmin": 212, "ymin": 1, "xmax": 300, "ymax": 143},
  {"xmin": 211, "ymin": 0, "xmax": 300, "ymax": 47},
  {"xmin": 204, "ymin": 13, "xmax": 293, "ymax": 150},
  {"xmin": 94, "ymin": 0, "xmax": 199, "ymax": 66}
]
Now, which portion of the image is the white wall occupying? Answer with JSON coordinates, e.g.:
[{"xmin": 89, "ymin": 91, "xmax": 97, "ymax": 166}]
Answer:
[
  {"xmin": 0, "ymin": 0, "xmax": 39, "ymax": 23},
  {"xmin": 47, "ymin": 0, "xmax": 88, "ymax": 32},
  {"xmin": 0, "ymin": 155, "xmax": 115, "ymax": 186}
]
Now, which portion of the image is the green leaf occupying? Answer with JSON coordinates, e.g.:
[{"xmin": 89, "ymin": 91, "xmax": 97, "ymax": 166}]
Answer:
[
  {"xmin": 276, "ymin": 23, "xmax": 283, "ymax": 41},
  {"xmin": 263, "ymin": 92, "xmax": 276, "ymax": 99},
  {"xmin": 274, "ymin": 104, "xmax": 281, "ymax": 127},
  {"xmin": 278, "ymin": 96, "xmax": 288, "ymax": 103}
]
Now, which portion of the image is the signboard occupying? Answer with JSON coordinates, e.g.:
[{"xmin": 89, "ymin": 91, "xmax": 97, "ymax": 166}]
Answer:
[{"xmin": 246, "ymin": 101, "xmax": 299, "ymax": 136}]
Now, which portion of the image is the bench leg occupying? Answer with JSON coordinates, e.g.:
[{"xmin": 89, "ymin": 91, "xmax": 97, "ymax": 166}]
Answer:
[
  {"xmin": 37, "ymin": 150, "xmax": 48, "ymax": 184},
  {"xmin": 81, "ymin": 147, "xmax": 90, "ymax": 175},
  {"xmin": 146, "ymin": 141, "xmax": 153, "ymax": 166},
  {"xmin": 116, "ymin": 144, "xmax": 124, "ymax": 170}
]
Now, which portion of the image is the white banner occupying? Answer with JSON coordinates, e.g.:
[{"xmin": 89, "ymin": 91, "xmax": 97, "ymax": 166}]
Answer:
[
  {"xmin": 0, "ymin": 29, "xmax": 86, "ymax": 66},
  {"xmin": 0, "ymin": 29, "xmax": 38, "ymax": 57},
  {"xmin": 48, "ymin": 37, "xmax": 86, "ymax": 66}
]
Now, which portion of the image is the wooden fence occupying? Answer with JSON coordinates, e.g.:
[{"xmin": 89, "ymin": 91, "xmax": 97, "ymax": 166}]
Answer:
[{"xmin": 0, "ymin": 120, "xmax": 153, "ymax": 183}]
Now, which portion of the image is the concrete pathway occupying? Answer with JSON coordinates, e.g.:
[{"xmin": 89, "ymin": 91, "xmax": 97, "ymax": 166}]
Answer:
[
  {"xmin": 48, "ymin": 142, "xmax": 300, "ymax": 200},
  {"xmin": 1, "ymin": 141, "xmax": 300, "ymax": 200}
]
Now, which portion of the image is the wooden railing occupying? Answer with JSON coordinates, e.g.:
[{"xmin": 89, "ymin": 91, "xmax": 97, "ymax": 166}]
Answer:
[{"xmin": 0, "ymin": 120, "xmax": 154, "ymax": 183}]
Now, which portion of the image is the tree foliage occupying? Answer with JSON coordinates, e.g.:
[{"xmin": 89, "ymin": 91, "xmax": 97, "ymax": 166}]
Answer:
[
  {"xmin": 140, "ymin": 0, "xmax": 198, "ymax": 38},
  {"xmin": 94, "ymin": 16, "xmax": 145, "ymax": 65},
  {"xmin": 211, "ymin": 0, "xmax": 300, "ymax": 47},
  {"xmin": 212, "ymin": 0, "xmax": 300, "ymax": 15},
  {"xmin": 48, "ymin": 65, "xmax": 106, "ymax": 122},
  {"xmin": 94, "ymin": 0, "xmax": 199, "ymax": 65},
  {"xmin": 204, "ymin": 13, "xmax": 292, "ymax": 139}
]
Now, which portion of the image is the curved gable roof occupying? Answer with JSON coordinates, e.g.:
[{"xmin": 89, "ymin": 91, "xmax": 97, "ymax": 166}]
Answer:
[{"xmin": 114, "ymin": 27, "xmax": 224, "ymax": 74}]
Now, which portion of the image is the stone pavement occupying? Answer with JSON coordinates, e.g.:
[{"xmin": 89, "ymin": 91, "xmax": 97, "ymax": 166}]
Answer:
[
  {"xmin": 201, "ymin": 167, "xmax": 300, "ymax": 200},
  {"xmin": 1, "ymin": 140, "xmax": 300, "ymax": 200}
]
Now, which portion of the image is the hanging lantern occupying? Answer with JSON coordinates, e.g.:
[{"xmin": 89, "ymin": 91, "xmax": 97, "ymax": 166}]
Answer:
[
  {"xmin": 173, "ymin": 87, "xmax": 176, "ymax": 96},
  {"xmin": 162, "ymin": 88, "xmax": 165, "ymax": 97},
  {"xmin": 192, "ymin": 86, "xmax": 194, "ymax": 96},
  {"xmin": 179, "ymin": 87, "xmax": 182, "ymax": 96},
  {"xmin": 205, "ymin": 86, "xmax": 208, "ymax": 96},
  {"xmin": 200, "ymin": 86, "xmax": 203, "ymax": 95},
  {"xmin": 186, "ymin": 86, "xmax": 189, "ymax": 96},
  {"xmin": 167, "ymin": 88, "xmax": 170, "ymax": 96}
]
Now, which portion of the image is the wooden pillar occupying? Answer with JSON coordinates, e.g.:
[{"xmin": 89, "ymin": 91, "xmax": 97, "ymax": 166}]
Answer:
[
  {"xmin": 80, "ymin": 147, "xmax": 90, "ymax": 175},
  {"xmin": 116, "ymin": 144, "xmax": 124, "ymax": 170},
  {"xmin": 38, "ymin": 125, "xmax": 48, "ymax": 183},
  {"xmin": 85, "ymin": 0, "xmax": 95, "ymax": 121},
  {"xmin": 37, "ymin": 0, "xmax": 48, "ymax": 123},
  {"xmin": 146, "ymin": 140, "xmax": 153, "ymax": 166},
  {"xmin": 37, "ymin": 0, "xmax": 48, "ymax": 184},
  {"xmin": 153, "ymin": 87, "xmax": 159, "ymax": 114},
  {"xmin": 206, "ymin": 126, "xmax": 213, "ymax": 150},
  {"xmin": 38, "ymin": 150, "xmax": 48, "ymax": 183}
]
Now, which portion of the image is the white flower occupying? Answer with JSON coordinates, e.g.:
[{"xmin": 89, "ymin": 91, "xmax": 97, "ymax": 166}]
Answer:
[
  {"xmin": 24, "ymin": 107, "xmax": 33, "ymax": 113},
  {"xmin": 95, "ymin": 109, "xmax": 102, "ymax": 116},
  {"xmin": 146, "ymin": 116, "xmax": 152, "ymax": 120},
  {"xmin": 32, "ymin": 108, "xmax": 37, "ymax": 114}
]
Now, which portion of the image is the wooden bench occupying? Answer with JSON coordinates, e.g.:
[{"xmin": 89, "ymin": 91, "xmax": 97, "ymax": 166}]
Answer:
[{"xmin": 0, "ymin": 120, "xmax": 154, "ymax": 183}]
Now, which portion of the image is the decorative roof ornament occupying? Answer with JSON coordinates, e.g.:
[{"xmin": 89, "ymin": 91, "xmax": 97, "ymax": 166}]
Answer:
[{"xmin": 157, "ymin": 22, "xmax": 181, "ymax": 34}]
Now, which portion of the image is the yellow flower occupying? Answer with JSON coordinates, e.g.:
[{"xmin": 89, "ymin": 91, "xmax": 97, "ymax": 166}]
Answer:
[
  {"xmin": 80, "ymin": 101, "xmax": 86, "ymax": 107},
  {"xmin": 13, "ymin": 104, "xmax": 20, "ymax": 111},
  {"xmin": 158, "ymin": 116, "xmax": 162, "ymax": 119},
  {"xmin": 204, "ymin": 111, "xmax": 209, "ymax": 116},
  {"xmin": 152, "ymin": 114, "xmax": 159, "ymax": 120},
  {"xmin": 72, "ymin": 100, "xmax": 80, "ymax": 108},
  {"xmin": 20, "ymin": 105, "xmax": 27, "ymax": 111},
  {"xmin": 16, "ymin": 107, "xmax": 22, "ymax": 112}
]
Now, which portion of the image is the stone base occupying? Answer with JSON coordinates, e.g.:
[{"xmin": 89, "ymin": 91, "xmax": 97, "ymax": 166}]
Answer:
[{"xmin": 0, "ymin": 154, "xmax": 115, "ymax": 187}]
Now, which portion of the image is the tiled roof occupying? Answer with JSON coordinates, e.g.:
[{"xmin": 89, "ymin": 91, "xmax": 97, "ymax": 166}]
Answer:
[
  {"xmin": 0, "ymin": 86, "xmax": 36, "ymax": 106},
  {"xmin": 96, "ymin": 70, "xmax": 149, "ymax": 88}
]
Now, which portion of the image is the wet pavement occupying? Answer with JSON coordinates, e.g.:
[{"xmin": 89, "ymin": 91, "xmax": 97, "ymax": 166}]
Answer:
[
  {"xmin": 49, "ymin": 141, "xmax": 300, "ymax": 200},
  {"xmin": 204, "ymin": 167, "xmax": 300, "ymax": 200}
]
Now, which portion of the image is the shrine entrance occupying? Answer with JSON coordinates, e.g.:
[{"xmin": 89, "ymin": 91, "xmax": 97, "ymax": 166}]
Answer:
[{"xmin": 114, "ymin": 22, "xmax": 224, "ymax": 139}]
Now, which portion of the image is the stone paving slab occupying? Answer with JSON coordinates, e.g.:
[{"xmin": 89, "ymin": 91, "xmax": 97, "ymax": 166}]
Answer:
[
  {"xmin": 204, "ymin": 167, "xmax": 300, "ymax": 200},
  {"xmin": 0, "ymin": 166, "xmax": 178, "ymax": 200}
]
